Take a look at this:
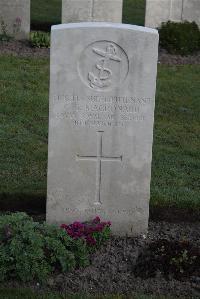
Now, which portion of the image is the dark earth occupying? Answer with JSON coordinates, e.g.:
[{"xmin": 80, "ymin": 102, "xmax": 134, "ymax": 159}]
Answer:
[
  {"xmin": 0, "ymin": 39, "xmax": 200, "ymax": 298},
  {"xmin": 0, "ymin": 40, "xmax": 200, "ymax": 65},
  {"xmin": 47, "ymin": 221, "xmax": 200, "ymax": 298}
]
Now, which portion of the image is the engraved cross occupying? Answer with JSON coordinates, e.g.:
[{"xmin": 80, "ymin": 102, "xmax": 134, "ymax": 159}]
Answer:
[{"xmin": 76, "ymin": 131, "xmax": 122, "ymax": 205}]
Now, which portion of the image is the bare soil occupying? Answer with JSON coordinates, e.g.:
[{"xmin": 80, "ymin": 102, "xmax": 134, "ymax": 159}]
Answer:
[
  {"xmin": 46, "ymin": 221, "xmax": 200, "ymax": 298},
  {"xmin": 0, "ymin": 40, "xmax": 200, "ymax": 64},
  {"xmin": 0, "ymin": 40, "xmax": 50, "ymax": 58}
]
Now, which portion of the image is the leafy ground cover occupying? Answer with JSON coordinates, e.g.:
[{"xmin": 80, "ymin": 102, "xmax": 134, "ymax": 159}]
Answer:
[
  {"xmin": 0, "ymin": 213, "xmax": 111, "ymax": 282},
  {"xmin": 31, "ymin": 0, "xmax": 145, "ymax": 31},
  {"xmin": 0, "ymin": 56, "xmax": 199, "ymax": 211}
]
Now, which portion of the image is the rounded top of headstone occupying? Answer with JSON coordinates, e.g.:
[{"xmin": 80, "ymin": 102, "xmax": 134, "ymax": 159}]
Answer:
[{"xmin": 51, "ymin": 22, "xmax": 158, "ymax": 35}]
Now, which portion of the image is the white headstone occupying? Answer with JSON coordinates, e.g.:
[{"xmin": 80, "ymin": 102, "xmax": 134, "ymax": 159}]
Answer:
[
  {"xmin": 145, "ymin": 0, "xmax": 200, "ymax": 28},
  {"xmin": 47, "ymin": 23, "xmax": 158, "ymax": 236},
  {"xmin": 182, "ymin": 0, "xmax": 200, "ymax": 27},
  {"xmin": 62, "ymin": 0, "xmax": 123, "ymax": 23},
  {"xmin": 0, "ymin": 0, "xmax": 30, "ymax": 39}
]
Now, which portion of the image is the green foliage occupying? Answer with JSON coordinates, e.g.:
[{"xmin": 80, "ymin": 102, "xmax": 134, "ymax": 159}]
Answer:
[
  {"xmin": 92, "ymin": 225, "xmax": 111, "ymax": 249},
  {"xmin": 0, "ymin": 20, "xmax": 12, "ymax": 41},
  {"xmin": 170, "ymin": 249, "xmax": 197, "ymax": 274},
  {"xmin": 0, "ymin": 212, "xmax": 89, "ymax": 282},
  {"xmin": 30, "ymin": 31, "xmax": 50, "ymax": 48},
  {"xmin": 159, "ymin": 21, "xmax": 200, "ymax": 56}
]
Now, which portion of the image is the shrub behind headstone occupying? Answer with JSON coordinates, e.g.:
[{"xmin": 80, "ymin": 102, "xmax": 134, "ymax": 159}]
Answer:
[{"xmin": 159, "ymin": 21, "xmax": 200, "ymax": 55}]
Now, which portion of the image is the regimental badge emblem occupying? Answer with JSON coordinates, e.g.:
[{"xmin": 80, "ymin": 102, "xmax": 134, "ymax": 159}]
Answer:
[{"xmin": 78, "ymin": 41, "xmax": 129, "ymax": 92}]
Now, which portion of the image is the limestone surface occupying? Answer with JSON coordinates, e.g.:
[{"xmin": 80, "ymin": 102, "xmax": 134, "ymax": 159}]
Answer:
[
  {"xmin": 62, "ymin": 0, "xmax": 123, "ymax": 23},
  {"xmin": 47, "ymin": 23, "xmax": 158, "ymax": 236},
  {"xmin": 145, "ymin": 0, "xmax": 200, "ymax": 28},
  {"xmin": 0, "ymin": 0, "xmax": 30, "ymax": 39}
]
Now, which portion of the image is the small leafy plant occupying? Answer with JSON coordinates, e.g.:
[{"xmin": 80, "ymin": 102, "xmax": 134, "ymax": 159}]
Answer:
[
  {"xmin": 0, "ymin": 19, "xmax": 12, "ymax": 41},
  {"xmin": 0, "ymin": 213, "xmax": 111, "ymax": 283},
  {"xmin": 30, "ymin": 31, "xmax": 50, "ymax": 48},
  {"xmin": 170, "ymin": 248, "xmax": 197, "ymax": 274},
  {"xmin": 61, "ymin": 216, "xmax": 111, "ymax": 251},
  {"xmin": 134, "ymin": 239, "xmax": 199, "ymax": 280},
  {"xmin": 159, "ymin": 21, "xmax": 200, "ymax": 55}
]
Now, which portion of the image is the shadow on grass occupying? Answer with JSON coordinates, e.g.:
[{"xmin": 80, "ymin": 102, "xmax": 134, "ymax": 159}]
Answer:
[
  {"xmin": 0, "ymin": 193, "xmax": 199, "ymax": 223},
  {"xmin": 31, "ymin": 22, "xmax": 58, "ymax": 32},
  {"xmin": 0, "ymin": 193, "xmax": 46, "ymax": 214}
]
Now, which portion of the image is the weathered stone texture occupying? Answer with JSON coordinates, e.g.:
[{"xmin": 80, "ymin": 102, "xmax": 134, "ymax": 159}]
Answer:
[
  {"xmin": 0, "ymin": 0, "xmax": 30, "ymax": 39},
  {"xmin": 47, "ymin": 23, "xmax": 158, "ymax": 236},
  {"xmin": 145, "ymin": 0, "xmax": 200, "ymax": 28},
  {"xmin": 62, "ymin": 0, "xmax": 123, "ymax": 23}
]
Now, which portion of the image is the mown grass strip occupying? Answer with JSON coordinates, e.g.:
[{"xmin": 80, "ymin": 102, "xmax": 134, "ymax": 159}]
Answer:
[{"xmin": 0, "ymin": 57, "xmax": 199, "ymax": 210}]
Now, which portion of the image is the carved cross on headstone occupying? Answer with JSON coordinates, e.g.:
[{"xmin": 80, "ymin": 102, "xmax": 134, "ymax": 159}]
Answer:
[{"xmin": 76, "ymin": 131, "xmax": 122, "ymax": 205}]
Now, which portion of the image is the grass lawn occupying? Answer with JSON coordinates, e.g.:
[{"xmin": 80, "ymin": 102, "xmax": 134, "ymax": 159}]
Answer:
[
  {"xmin": 151, "ymin": 65, "xmax": 200, "ymax": 209},
  {"xmin": 31, "ymin": 0, "xmax": 146, "ymax": 31},
  {"xmin": 0, "ymin": 56, "xmax": 199, "ymax": 211},
  {"xmin": 0, "ymin": 288, "xmax": 177, "ymax": 299},
  {"xmin": 0, "ymin": 57, "xmax": 49, "ymax": 210},
  {"xmin": 123, "ymin": 0, "xmax": 146, "ymax": 26},
  {"xmin": 31, "ymin": 0, "xmax": 61, "ymax": 31}
]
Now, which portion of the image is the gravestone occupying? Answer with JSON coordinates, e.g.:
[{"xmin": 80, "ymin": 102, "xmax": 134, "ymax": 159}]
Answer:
[
  {"xmin": 62, "ymin": 0, "xmax": 123, "ymax": 23},
  {"xmin": 145, "ymin": 0, "xmax": 200, "ymax": 28},
  {"xmin": 182, "ymin": 0, "xmax": 200, "ymax": 27},
  {"xmin": 47, "ymin": 23, "xmax": 158, "ymax": 236},
  {"xmin": 0, "ymin": 0, "xmax": 30, "ymax": 39}
]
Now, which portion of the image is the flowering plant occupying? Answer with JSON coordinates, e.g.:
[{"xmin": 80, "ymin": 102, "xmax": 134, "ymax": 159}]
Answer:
[
  {"xmin": 61, "ymin": 216, "xmax": 111, "ymax": 248},
  {"xmin": 13, "ymin": 17, "xmax": 22, "ymax": 36}
]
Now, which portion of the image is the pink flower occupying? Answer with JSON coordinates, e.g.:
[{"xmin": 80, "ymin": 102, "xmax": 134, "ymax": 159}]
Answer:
[
  {"xmin": 15, "ymin": 17, "xmax": 22, "ymax": 24},
  {"xmin": 60, "ymin": 217, "xmax": 111, "ymax": 246},
  {"xmin": 93, "ymin": 216, "xmax": 101, "ymax": 223}
]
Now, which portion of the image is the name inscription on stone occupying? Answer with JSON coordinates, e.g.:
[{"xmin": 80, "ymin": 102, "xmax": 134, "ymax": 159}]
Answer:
[{"xmin": 53, "ymin": 94, "xmax": 152, "ymax": 128}]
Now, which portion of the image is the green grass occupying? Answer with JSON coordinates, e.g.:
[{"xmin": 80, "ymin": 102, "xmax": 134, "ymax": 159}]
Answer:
[
  {"xmin": 123, "ymin": 0, "xmax": 146, "ymax": 26},
  {"xmin": 0, "ymin": 56, "xmax": 49, "ymax": 208},
  {"xmin": 151, "ymin": 65, "xmax": 200, "ymax": 209},
  {"xmin": 31, "ymin": 0, "xmax": 61, "ymax": 31},
  {"xmin": 31, "ymin": 0, "xmax": 146, "ymax": 31},
  {"xmin": 0, "ymin": 56, "xmax": 199, "ymax": 210},
  {"xmin": 0, "ymin": 288, "xmax": 177, "ymax": 299}
]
